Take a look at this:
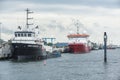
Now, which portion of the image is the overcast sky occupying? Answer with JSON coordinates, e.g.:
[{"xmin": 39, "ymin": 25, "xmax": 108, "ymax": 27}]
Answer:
[{"xmin": 0, "ymin": 0, "xmax": 120, "ymax": 44}]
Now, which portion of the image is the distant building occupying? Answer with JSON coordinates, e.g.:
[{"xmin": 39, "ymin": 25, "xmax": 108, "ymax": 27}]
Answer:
[
  {"xmin": 53, "ymin": 43, "xmax": 69, "ymax": 53},
  {"xmin": 54, "ymin": 43, "xmax": 68, "ymax": 48}
]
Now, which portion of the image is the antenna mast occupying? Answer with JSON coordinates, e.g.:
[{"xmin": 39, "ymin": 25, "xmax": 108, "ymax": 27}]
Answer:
[
  {"xmin": 26, "ymin": 8, "xmax": 33, "ymax": 29},
  {"xmin": 75, "ymin": 20, "xmax": 79, "ymax": 34}
]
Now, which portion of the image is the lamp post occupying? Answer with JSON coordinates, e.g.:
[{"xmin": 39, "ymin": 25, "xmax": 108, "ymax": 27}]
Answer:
[
  {"xmin": 0, "ymin": 22, "xmax": 1, "ymax": 46},
  {"xmin": 104, "ymin": 32, "xmax": 107, "ymax": 62}
]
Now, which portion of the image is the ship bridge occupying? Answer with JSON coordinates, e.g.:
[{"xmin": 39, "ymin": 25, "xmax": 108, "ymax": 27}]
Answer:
[
  {"xmin": 14, "ymin": 31, "xmax": 35, "ymax": 38},
  {"xmin": 12, "ymin": 31, "xmax": 41, "ymax": 44}
]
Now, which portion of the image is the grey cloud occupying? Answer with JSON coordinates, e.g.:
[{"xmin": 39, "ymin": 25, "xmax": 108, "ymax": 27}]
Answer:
[
  {"xmin": 30, "ymin": 0, "xmax": 119, "ymax": 8},
  {"xmin": 0, "ymin": 0, "xmax": 119, "ymax": 12},
  {"xmin": 22, "ymin": 0, "xmax": 120, "ymax": 8},
  {"xmin": 38, "ymin": 25, "xmax": 47, "ymax": 32},
  {"xmin": 0, "ymin": 0, "xmax": 119, "ymax": 16},
  {"xmin": 56, "ymin": 24, "xmax": 66, "ymax": 32},
  {"xmin": 46, "ymin": 20, "xmax": 66, "ymax": 32},
  {"xmin": 1, "ymin": 27, "xmax": 13, "ymax": 34}
]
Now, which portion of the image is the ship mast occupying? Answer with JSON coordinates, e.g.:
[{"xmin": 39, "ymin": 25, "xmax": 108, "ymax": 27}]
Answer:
[
  {"xmin": 26, "ymin": 8, "xmax": 33, "ymax": 30},
  {"xmin": 75, "ymin": 20, "xmax": 79, "ymax": 34}
]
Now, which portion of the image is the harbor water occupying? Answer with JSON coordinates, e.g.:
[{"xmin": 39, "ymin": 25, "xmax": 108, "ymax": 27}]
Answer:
[{"xmin": 0, "ymin": 49, "xmax": 120, "ymax": 80}]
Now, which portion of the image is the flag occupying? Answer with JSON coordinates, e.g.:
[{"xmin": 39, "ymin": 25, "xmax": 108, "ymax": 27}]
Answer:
[
  {"xmin": 35, "ymin": 26, "xmax": 39, "ymax": 29},
  {"xmin": 18, "ymin": 26, "xmax": 21, "ymax": 30}
]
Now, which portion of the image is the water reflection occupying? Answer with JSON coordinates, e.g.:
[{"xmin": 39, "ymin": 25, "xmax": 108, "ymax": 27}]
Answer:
[{"xmin": 0, "ymin": 49, "xmax": 120, "ymax": 80}]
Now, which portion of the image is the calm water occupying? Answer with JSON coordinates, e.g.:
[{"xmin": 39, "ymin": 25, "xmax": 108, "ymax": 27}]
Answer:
[{"xmin": 0, "ymin": 49, "xmax": 120, "ymax": 80}]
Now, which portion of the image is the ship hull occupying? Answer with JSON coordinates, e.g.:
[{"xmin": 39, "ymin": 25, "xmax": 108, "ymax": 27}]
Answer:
[
  {"xmin": 68, "ymin": 43, "xmax": 90, "ymax": 53},
  {"xmin": 11, "ymin": 43, "xmax": 45, "ymax": 60}
]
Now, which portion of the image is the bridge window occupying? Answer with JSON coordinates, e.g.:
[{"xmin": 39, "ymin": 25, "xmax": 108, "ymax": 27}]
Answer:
[
  {"xmin": 18, "ymin": 33, "xmax": 20, "ymax": 37},
  {"xmin": 21, "ymin": 33, "xmax": 23, "ymax": 37},
  {"xmin": 28, "ymin": 33, "xmax": 31, "ymax": 37},
  {"xmin": 15, "ymin": 34, "xmax": 17, "ymax": 37},
  {"xmin": 24, "ymin": 33, "xmax": 27, "ymax": 37}
]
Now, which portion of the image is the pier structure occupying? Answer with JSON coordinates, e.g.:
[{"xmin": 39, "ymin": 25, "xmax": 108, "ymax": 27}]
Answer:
[
  {"xmin": 0, "ymin": 22, "xmax": 12, "ymax": 59},
  {"xmin": 0, "ymin": 42, "xmax": 12, "ymax": 59},
  {"xmin": 42, "ymin": 38, "xmax": 56, "ymax": 45}
]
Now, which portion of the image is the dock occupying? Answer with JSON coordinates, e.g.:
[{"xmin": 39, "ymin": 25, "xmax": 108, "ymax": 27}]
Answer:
[{"xmin": 0, "ymin": 42, "xmax": 12, "ymax": 60}]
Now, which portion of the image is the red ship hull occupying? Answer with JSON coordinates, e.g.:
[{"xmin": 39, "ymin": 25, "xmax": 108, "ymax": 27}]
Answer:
[{"xmin": 68, "ymin": 43, "xmax": 90, "ymax": 53}]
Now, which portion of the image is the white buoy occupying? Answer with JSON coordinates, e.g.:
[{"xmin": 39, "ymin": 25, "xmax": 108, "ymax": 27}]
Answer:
[{"xmin": 43, "ymin": 60, "xmax": 46, "ymax": 65}]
